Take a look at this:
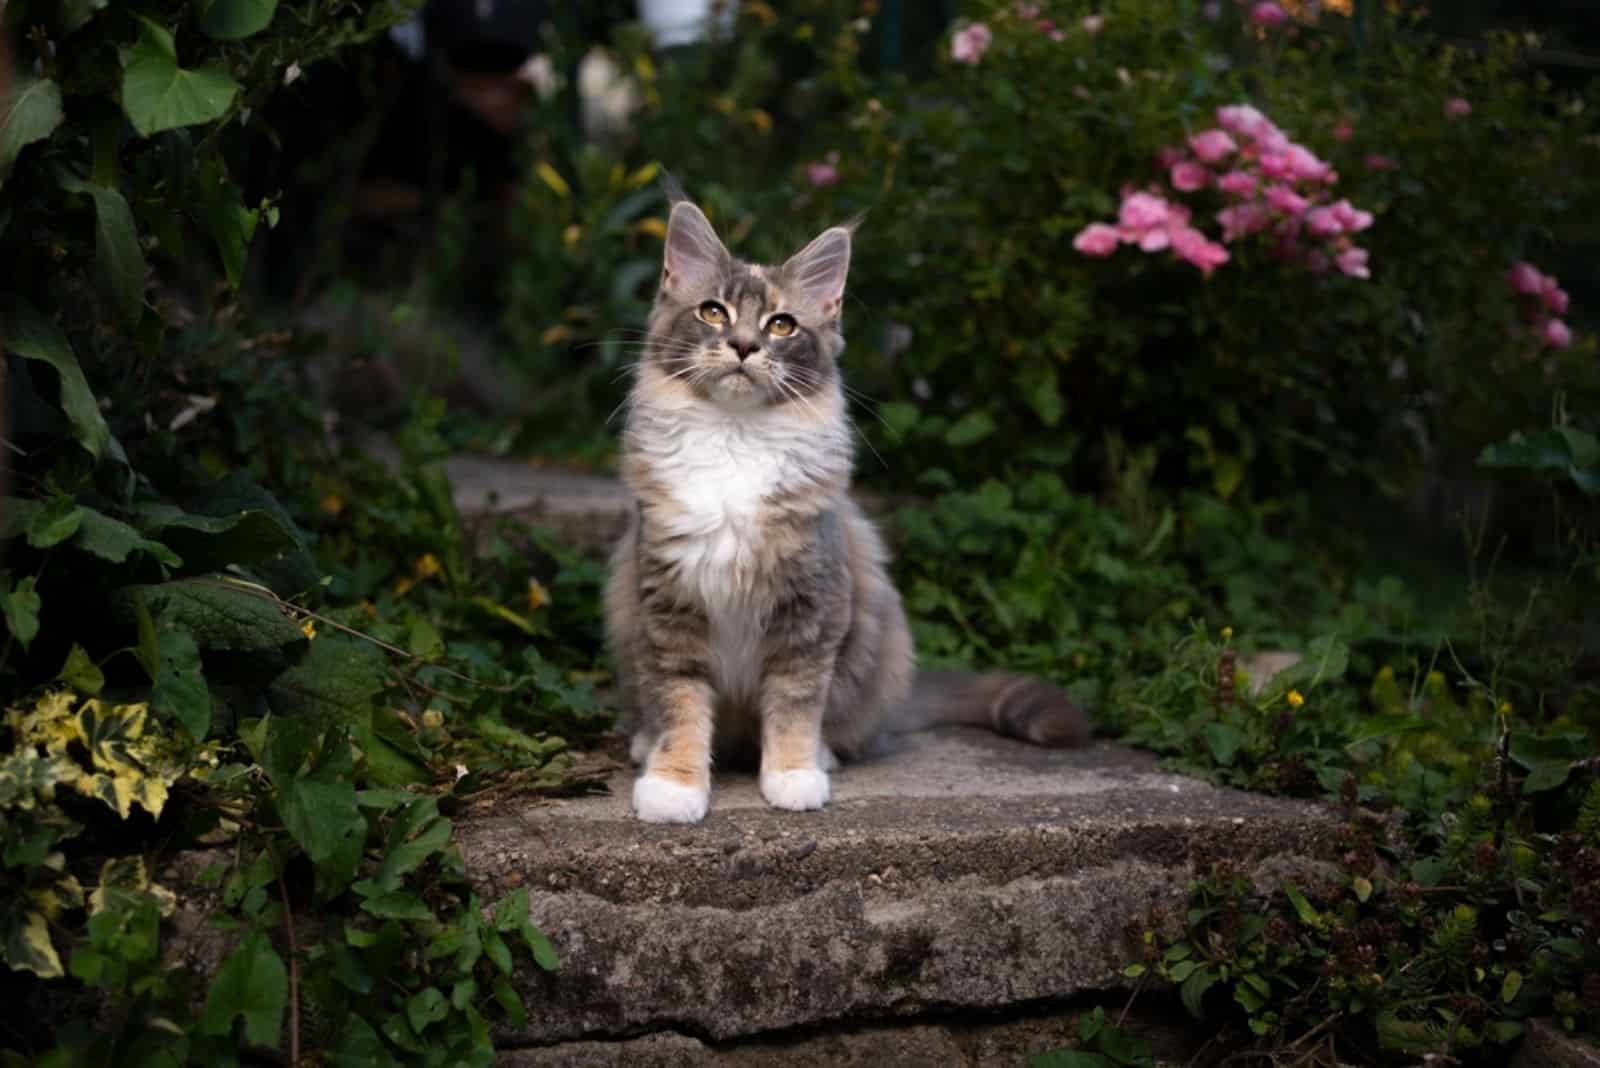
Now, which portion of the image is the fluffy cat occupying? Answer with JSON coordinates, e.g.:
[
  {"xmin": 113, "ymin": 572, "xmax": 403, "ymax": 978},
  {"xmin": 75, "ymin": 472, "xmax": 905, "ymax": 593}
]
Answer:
[{"xmin": 604, "ymin": 194, "xmax": 1090, "ymax": 824}]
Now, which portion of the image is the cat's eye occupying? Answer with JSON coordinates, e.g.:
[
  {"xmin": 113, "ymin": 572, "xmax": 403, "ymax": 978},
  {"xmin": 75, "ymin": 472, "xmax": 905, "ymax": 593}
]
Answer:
[
  {"xmin": 696, "ymin": 301, "xmax": 729, "ymax": 326},
  {"xmin": 765, "ymin": 314, "xmax": 798, "ymax": 337}
]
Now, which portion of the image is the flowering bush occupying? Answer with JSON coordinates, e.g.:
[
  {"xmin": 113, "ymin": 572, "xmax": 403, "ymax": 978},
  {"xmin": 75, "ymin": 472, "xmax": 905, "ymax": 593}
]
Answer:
[{"xmin": 808, "ymin": 0, "xmax": 1600, "ymax": 500}]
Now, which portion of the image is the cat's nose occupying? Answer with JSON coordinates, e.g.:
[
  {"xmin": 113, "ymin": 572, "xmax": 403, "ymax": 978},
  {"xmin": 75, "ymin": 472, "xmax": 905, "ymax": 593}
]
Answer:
[{"xmin": 728, "ymin": 339, "xmax": 761, "ymax": 362}]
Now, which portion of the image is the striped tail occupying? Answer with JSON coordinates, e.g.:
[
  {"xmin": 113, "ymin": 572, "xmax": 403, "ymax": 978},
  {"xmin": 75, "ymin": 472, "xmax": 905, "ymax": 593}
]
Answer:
[{"xmin": 895, "ymin": 670, "xmax": 1092, "ymax": 747}]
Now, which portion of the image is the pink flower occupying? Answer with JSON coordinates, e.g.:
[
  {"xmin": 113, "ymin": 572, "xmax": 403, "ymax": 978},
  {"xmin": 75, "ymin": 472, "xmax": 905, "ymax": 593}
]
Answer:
[
  {"xmin": 1118, "ymin": 191, "xmax": 1170, "ymax": 231},
  {"xmin": 1217, "ymin": 104, "xmax": 1271, "ymax": 140},
  {"xmin": 1250, "ymin": 2, "xmax": 1288, "ymax": 26},
  {"xmin": 1364, "ymin": 153, "xmax": 1397, "ymax": 172},
  {"xmin": 1035, "ymin": 18, "xmax": 1064, "ymax": 40},
  {"xmin": 1545, "ymin": 285, "xmax": 1570, "ymax": 316},
  {"xmin": 1265, "ymin": 184, "xmax": 1310, "ymax": 217},
  {"xmin": 1507, "ymin": 262, "xmax": 1545, "ymax": 296},
  {"xmin": 805, "ymin": 161, "xmax": 839, "ymax": 188},
  {"xmin": 951, "ymin": 22, "xmax": 993, "ymax": 64},
  {"xmin": 1329, "ymin": 199, "xmax": 1373, "ymax": 233},
  {"xmin": 1444, "ymin": 97, "xmax": 1472, "ymax": 120},
  {"xmin": 1155, "ymin": 145, "xmax": 1188, "ymax": 169},
  {"xmin": 1217, "ymin": 203, "xmax": 1271, "ymax": 242},
  {"xmin": 1171, "ymin": 226, "xmax": 1230, "ymax": 275},
  {"xmin": 1216, "ymin": 170, "xmax": 1257, "ymax": 197},
  {"xmin": 1333, "ymin": 119, "xmax": 1354, "ymax": 143},
  {"xmin": 1283, "ymin": 144, "xmax": 1332, "ymax": 182},
  {"xmin": 1013, "ymin": 1, "xmax": 1041, "ymax": 17},
  {"xmin": 1189, "ymin": 129, "xmax": 1238, "ymax": 164},
  {"xmin": 1540, "ymin": 318, "xmax": 1573, "ymax": 349},
  {"xmin": 1171, "ymin": 161, "xmax": 1211, "ymax": 192},
  {"xmin": 1073, "ymin": 223, "xmax": 1121, "ymax": 257},
  {"xmin": 1305, "ymin": 206, "xmax": 1342, "ymax": 237},
  {"xmin": 1336, "ymin": 247, "xmax": 1370, "ymax": 279},
  {"xmin": 1082, "ymin": 14, "xmax": 1105, "ymax": 34}
]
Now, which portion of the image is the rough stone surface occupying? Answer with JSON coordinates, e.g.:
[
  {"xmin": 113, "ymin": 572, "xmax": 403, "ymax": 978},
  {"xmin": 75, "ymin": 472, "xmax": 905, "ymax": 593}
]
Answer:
[
  {"xmin": 460, "ymin": 727, "xmax": 1337, "ymax": 1046},
  {"xmin": 1512, "ymin": 1019, "xmax": 1600, "ymax": 1068}
]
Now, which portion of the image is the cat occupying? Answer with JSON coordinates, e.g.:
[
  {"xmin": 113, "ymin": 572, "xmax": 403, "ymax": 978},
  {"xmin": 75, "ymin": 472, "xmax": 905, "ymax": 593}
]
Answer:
[{"xmin": 604, "ymin": 193, "xmax": 1091, "ymax": 824}]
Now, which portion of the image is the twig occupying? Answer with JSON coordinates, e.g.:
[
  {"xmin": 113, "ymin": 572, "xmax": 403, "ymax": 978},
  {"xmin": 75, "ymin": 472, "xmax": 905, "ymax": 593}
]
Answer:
[
  {"xmin": 1116, "ymin": 970, "xmax": 1145, "ymax": 1029},
  {"xmin": 276, "ymin": 868, "xmax": 301, "ymax": 1068}
]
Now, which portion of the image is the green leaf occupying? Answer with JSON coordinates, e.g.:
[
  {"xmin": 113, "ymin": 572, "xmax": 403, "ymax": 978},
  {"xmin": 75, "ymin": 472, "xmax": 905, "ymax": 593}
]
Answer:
[
  {"xmin": 405, "ymin": 987, "xmax": 449, "ymax": 1034},
  {"xmin": 879, "ymin": 401, "xmax": 920, "ymax": 439},
  {"xmin": 2, "ymin": 578, "xmax": 41, "ymax": 649},
  {"xmin": 3, "ymin": 910, "xmax": 64, "ymax": 978},
  {"xmin": 60, "ymin": 178, "xmax": 147, "ymax": 326},
  {"xmin": 945, "ymin": 410, "xmax": 997, "ymax": 447},
  {"xmin": 265, "ymin": 724, "xmax": 366, "ymax": 894},
  {"xmin": 62, "ymin": 0, "xmax": 110, "ymax": 33},
  {"xmin": 1179, "ymin": 966, "xmax": 1217, "ymax": 1018},
  {"xmin": 0, "ymin": 78, "xmax": 64, "ymax": 181},
  {"xmin": 57, "ymin": 645, "xmax": 106, "ymax": 695},
  {"xmin": 2, "ymin": 297, "xmax": 115, "ymax": 459},
  {"xmin": 135, "ymin": 505, "xmax": 297, "ymax": 574},
  {"xmin": 202, "ymin": 179, "xmax": 259, "ymax": 287},
  {"xmin": 1480, "ymin": 427, "xmax": 1600, "ymax": 496},
  {"xmin": 132, "ymin": 578, "xmax": 303, "ymax": 651},
  {"xmin": 120, "ymin": 17, "xmax": 240, "ymax": 137},
  {"xmin": 1021, "ymin": 364, "xmax": 1063, "ymax": 427},
  {"xmin": 408, "ymin": 617, "xmax": 444, "ymax": 658},
  {"xmin": 1202, "ymin": 722, "xmax": 1245, "ymax": 767},
  {"xmin": 152, "ymin": 626, "xmax": 209, "ymax": 738},
  {"xmin": 358, "ymin": 891, "xmax": 433, "ymax": 921},
  {"xmin": 1509, "ymin": 732, "xmax": 1588, "ymax": 793},
  {"xmin": 1167, "ymin": 959, "xmax": 1197, "ymax": 982},
  {"xmin": 1501, "ymin": 969, "xmax": 1522, "ymax": 1004},
  {"xmin": 199, "ymin": 0, "xmax": 278, "ymax": 40},
  {"xmin": 26, "ymin": 496, "xmax": 83, "ymax": 548},
  {"xmin": 1262, "ymin": 636, "xmax": 1349, "ymax": 699},
  {"xmin": 266, "ymin": 634, "xmax": 384, "ymax": 728},
  {"xmin": 370, "ymin": 797, "xmax": 452, "ymax": 892},
  {"xmin": 202, "ymin": 930, "xmax": 287, "ymax": 1047},
  {"xmin": 1283, "ymin": 883, "xmax": 1321, "ymax": 926},
  {"xmin": 1352, "ymin": 876, "xmax": 1373, "ymax": 903},
  {"xmin": 494, "ymin": 888, "xmax": 559, "ymax": 971},
  {"xmin": 491, "ymin": 977, "xmax": 527, "ymax": 1029},
  {"xmin": 1233, "ymin": 979, "xmax": 1266, "ymax": 1013}
]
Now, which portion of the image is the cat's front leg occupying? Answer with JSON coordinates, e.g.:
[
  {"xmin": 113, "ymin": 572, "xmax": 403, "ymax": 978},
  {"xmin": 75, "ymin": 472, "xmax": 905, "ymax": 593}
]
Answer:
[
  {"xmin": 632, "ymin": 606, "xmax": 716, "ymax": 823},
  {"xmin": 758, "ymin": 657, "xmax": 835, "ymax": 812}
]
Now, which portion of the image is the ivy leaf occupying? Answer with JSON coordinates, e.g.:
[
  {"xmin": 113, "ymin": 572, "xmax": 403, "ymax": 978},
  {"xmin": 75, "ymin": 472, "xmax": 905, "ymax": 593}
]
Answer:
[
  {"xmin": 2, "ymin": 577, "xmax": 41, "ymax": 649},
  {"xmin": 26, "ymin": 495, "xmax": 84, "ymax": 548},
  {"xmin": 199, "ymin": 0, "xmax": 278, "ymax": 40},
  {"xmin": 202, "ymin": 929, "xmax": 287, "ymax": 1047},
  {"xmin": 0, "ymin": 78, "xmax": 64, "ymax": 182},
  {"xmin": 60, "ymin": 178, "xmax": 148, "ymax": 326},
  {"xmin": 120, "ymin": 17, "xmax": 240, "ymax": 137},
  {"xmin": 2, "ymin": 297, "xmax": 116, "ymax": 460},
  {"xmin": 151, "ymin": 626, "xmax": 210, "ymax": 738},
  {"xmin": 57, "ymin": 645, "xmax": 106, "ymax": 695},
  {"xmin": 3, "ymin": 910, "xmax": 64, "ymax": 979}
]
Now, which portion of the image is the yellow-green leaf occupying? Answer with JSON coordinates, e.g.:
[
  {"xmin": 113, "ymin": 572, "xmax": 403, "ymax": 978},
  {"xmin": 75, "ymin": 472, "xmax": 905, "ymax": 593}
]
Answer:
[{"xmin": 4, "ymin": 911, "xmax": 64, "ymax": 979}]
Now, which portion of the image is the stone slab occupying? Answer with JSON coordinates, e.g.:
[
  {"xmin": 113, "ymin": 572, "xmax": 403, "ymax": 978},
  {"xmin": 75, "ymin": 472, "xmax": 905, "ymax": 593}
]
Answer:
[
  {"xmin": 461, "ymin": 727, "xmax": 1338, "ymax": 1046},
  {"xmin": 1512, "ymin": 1019, "xmax": 1600, "ymax": 1068}
]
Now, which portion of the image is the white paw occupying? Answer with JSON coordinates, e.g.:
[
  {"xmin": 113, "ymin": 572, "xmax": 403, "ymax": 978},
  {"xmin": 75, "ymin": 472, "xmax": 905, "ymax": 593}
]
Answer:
[
  {"xmin": 760, "ymin": 768, "xmax": 831, "ymax": 811},
  {"xmin": 633, "ymin": 775, "xmax": 709, "ymax": 824},
  {"xmin": 819, "ymin": 745, "xmax": 840, "ymax": 772}
]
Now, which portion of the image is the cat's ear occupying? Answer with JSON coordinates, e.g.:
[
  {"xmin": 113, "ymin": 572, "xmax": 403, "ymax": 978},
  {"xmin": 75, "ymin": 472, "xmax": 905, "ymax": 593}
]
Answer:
[
  {"xmin": 783, "ymin": 225, "xmax": 852, "ymax": 320},
  {"xmin": 662, "ymin": 201, "xmax": 729, "ymax": 298}
]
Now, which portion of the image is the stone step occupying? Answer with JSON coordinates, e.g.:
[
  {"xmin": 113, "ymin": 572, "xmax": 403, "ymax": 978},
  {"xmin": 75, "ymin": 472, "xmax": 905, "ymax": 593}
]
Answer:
[{"xmin": 460, "ymin": 727, "xmax": 1339, "ymax": 1057}]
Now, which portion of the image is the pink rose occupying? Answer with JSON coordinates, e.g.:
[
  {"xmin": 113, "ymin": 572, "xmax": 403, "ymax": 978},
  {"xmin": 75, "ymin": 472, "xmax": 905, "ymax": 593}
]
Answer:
[
  {"xmin": 806, "ymin": 161, "xmax": 839, "ymax": 188},
  {"xmin": 1444, "ymin": 97, "xmax": 1472, "ymax": 120},
  {"xmin": 1155, "ymin": 145, "xmax": 1188, "ymax": 169},
  {"xmin": 1265, "ymin": 184, "xmax": 1310, "ymax": 217},
  {"xmin": 1171, "ymin": 226, "xmax": 1230, "ymax": 275},
  {"xmin": 1336, "ymin": 247, "xmax": 1370, "ymax": 280},
  {"xmin": 1118, "ymin": 191, "xmax": 1170, "ymax": 231},
  {"xmin": 1283, "ymin": 144, "xmax": 1332, "ymax": 182},
  {"xmin": 1216, "ymin": 170, "xmax": 1257, "ymax": 197},
  {"xmin": 951, "ymin": 23, "xmax": 993, "ymax": 64},
  {"xmin": 1082, "ymin": 14, "xmax": 1105, "ymax": 34},
  {"xmin": 1364, "ymin": 154, "xmax": 1397, "ymax": 171},
  {"xmin": 1540, "ymin": 318, "xmax": 1573, "ymax": 349},
  {"xmin": 1189, "ymin": 129, "xmax": 1238, "ymax": 164},
  {"xmin": 1073, "ymin": 222, "xmax": 1121, "ymax": 257},
  {"xmin": 1171, "ymin": 161, "xmax": 1211, "ymax": 192},
  {"xmin": 1333, "ymin": 119, "xmax": 1354, "ymax": 143},
  {"xmin": 1507, "ymin": 262, "xmax": 1545, "ymax": 296},
  {"xmin": 1217, "ymin": 202, "xmax": 1271, "ymax": 242},
  {"xmin": 1250, "ymin": 2, "xmax": 1288, "ymax": 26},
  {"xmin": 1217, "ymin": 104, "xmax": 1271, "ymax": 140},
  {"xmin": 1545, "ymin": 285, "xmax": 1571, "ymax": 316}
]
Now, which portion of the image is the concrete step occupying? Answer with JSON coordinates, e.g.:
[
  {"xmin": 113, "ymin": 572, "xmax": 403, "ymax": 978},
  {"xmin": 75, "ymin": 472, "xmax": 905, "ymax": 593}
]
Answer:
[{"xmin": 460, "ymin": 727, "xmax": 1339, "ymax": 1057}]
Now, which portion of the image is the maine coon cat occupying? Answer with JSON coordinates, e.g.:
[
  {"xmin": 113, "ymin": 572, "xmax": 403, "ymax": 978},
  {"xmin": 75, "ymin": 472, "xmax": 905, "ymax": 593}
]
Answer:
[{"xmin": 604, "ymin": 194, "xmax": 1090, "ymax": 823}]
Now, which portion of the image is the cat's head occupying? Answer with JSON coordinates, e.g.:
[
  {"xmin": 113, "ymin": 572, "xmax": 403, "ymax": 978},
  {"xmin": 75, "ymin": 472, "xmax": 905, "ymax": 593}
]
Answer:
[{"xmin": 644, "ymin": 197, "xmax": 851, "ymax": 411}]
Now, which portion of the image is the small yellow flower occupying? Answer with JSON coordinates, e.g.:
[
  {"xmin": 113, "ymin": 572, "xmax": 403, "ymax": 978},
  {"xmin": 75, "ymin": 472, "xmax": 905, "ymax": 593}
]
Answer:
[
  {"xmin": 320, "ymin": 493, "xmax": 345, "ymax": 517},
  {"xmin": 527, "ymin": 578, "xmax": 550, "ymax": 611},
  {"xmin": 1220, "ymin": 626, "xmax": 1233, "ymax": 640},
  {"xmin": 414, "ymin": 553, "xmax": 442, "ymax": 580},
  {"xmin": 300, "ymin": 618, "xmax": 317, "ymax": 640},
  {"xmin": 746, "ymin": 108, "xmax": 773, "ymax": 134},
  {"xmin": 635, "ymin": 217, "xmax": 668, "ymax": 240},
  {"xmin": 562, "ymin": 223, "xmax": 582, "ymax": 249},
  {"xmin": 421, "ymin": 708, "xmax": 445, "ymax": 729},
  {"xmin": 1287, "ymin": 690, "xmax": 1305, "ymax": 709},
  {"xmin": 394, "ymin": 575, "xmax": 415, "ymax": 597},
  {"xmin": 1498, "ymin": 700, "xmax": 1512, "ymax": 715}
]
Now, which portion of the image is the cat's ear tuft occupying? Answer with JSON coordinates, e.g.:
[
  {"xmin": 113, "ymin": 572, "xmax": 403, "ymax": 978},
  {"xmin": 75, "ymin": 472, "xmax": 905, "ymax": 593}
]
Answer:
[
  {"xmin": 662, "ymin": 201, "xmax": 729, "ymax": 298},
  {"xmin": 783, "ymin": 225, "xmax": 852, "ymax": 321}
]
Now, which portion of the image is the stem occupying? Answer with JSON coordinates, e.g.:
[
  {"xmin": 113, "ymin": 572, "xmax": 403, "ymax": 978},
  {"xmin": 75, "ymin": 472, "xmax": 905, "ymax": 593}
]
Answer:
[{"xmin": 276, "ymin": 869, "xmax": 301, "ymax": 1068}]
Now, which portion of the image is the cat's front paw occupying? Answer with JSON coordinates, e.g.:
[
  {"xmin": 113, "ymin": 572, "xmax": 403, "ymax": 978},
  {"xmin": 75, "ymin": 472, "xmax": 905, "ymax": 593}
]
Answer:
[
  {"xmin": 633, "ymin": 774, "xmax": 710, "ymax": 823},
  {"xmin": 760, "ymin": 768, "xmax": 830, "ymax": 811}
]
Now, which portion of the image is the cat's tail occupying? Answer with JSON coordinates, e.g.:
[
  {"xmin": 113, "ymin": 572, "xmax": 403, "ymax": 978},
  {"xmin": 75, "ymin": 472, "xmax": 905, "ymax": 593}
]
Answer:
[{"xmin": 895, "ymin": 670, "xmax": 1092, "ymax": 747}]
